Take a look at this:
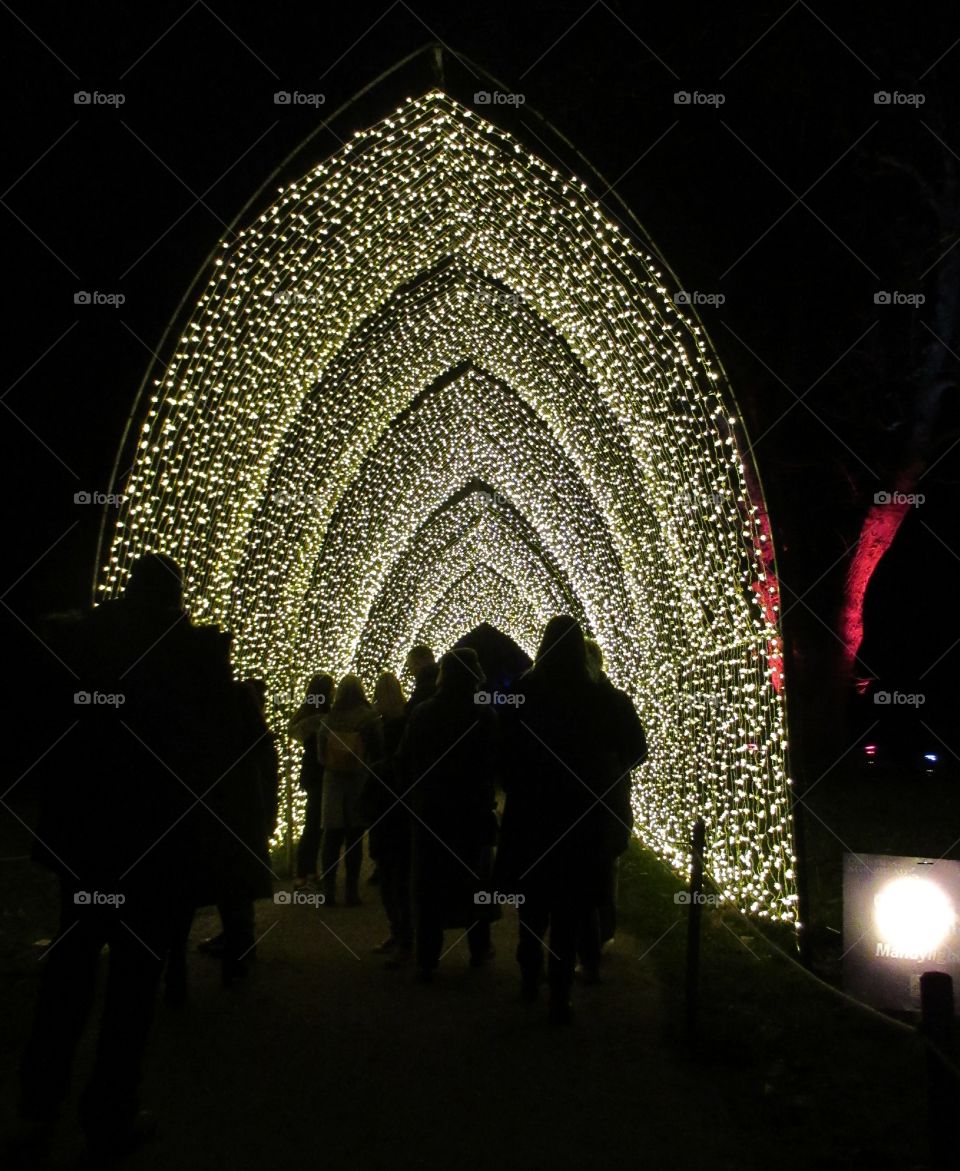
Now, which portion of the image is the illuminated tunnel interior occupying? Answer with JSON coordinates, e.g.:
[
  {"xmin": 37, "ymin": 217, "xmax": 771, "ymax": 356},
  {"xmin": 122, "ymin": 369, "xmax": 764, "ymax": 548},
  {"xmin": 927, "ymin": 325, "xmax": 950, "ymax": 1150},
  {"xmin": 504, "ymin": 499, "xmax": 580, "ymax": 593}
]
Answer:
[{"xmin": 97, "ymin": 90, "xmax": 797, "ymax": 923}]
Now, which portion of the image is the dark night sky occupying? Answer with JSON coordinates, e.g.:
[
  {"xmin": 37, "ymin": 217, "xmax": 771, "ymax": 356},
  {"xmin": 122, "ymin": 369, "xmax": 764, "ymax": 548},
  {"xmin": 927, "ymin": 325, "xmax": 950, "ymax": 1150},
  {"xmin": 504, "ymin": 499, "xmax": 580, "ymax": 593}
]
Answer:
[{"xmin": 3, "ymin": 1, "xmax": 958, "ymax": 765}]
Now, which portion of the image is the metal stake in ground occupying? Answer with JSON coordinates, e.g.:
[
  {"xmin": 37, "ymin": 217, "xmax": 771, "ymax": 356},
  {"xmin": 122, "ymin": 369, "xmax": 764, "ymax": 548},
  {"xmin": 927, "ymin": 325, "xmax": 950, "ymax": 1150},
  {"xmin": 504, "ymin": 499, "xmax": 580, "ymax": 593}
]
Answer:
[
  {"xmin": 685, "ymin": 817, "xmax": 706, "ymax": 1036},
  {"xmin": 919, "ymin": 970, "xmax": 958, "ymax": 1165}
]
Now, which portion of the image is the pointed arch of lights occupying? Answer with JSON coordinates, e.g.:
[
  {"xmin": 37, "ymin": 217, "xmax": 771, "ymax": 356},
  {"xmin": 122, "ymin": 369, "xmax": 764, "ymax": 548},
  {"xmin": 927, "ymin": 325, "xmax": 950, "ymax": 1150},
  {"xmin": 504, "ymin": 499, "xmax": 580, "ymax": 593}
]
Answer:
[
  {"xmin": 354, "ymin": 485, "xmax": 585, "ymax": 681},
  {"xmin": 100, "ymin": 90, "xmax": 797, "ymax": 922}
]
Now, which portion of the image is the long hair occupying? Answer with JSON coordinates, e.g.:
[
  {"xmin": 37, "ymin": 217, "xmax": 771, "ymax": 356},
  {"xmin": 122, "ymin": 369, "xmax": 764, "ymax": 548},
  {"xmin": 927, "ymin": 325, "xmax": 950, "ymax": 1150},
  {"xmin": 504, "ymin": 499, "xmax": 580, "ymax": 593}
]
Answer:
[
  {"xmin": 373, "ymin": 671, "xmax": 405, "ymax": 719},
  {"xmin": 331, "ymin": 673, "xmax": 369, "ymax": 713},
  {"xmin": 532, "ymin": 615, "xmax": 590, "ymax": 688},
  {"xmin": 304, "ymin": 672, "xmax": 334, "ymax": 715}
]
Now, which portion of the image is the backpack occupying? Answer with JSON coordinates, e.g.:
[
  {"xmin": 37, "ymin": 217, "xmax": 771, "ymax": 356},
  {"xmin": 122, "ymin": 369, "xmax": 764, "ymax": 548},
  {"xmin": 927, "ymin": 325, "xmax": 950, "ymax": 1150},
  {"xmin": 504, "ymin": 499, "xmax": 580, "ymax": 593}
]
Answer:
[{"xmin": 323, "ymin": 727, "xmax": 366, "ymax": 774}]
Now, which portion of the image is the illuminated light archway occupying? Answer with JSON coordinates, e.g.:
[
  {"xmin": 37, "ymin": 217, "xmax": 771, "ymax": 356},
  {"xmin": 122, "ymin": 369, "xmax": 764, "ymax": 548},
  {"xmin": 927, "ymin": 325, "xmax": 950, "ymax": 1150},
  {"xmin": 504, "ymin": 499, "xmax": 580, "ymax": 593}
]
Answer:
[
  {"xmin": 354, "ymin": 485, "xmax": 586, "ymax": 681},
  {"xmin": 100, "ymin": 90, "xmax": 797, "ymax": 922},
  {"xmin": 303, "ymin": 365, "xmax": 637, "ymax": 676},
  {"xmin": 415, "ymin": 564, "xmax": 544, "ymax": 661}
]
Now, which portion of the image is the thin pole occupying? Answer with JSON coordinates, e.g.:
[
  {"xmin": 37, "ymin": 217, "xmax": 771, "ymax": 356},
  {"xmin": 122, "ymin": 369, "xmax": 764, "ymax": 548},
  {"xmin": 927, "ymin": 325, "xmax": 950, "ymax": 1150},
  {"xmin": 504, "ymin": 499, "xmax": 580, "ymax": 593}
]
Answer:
[
  {"xmin": 685, "ymin": 817, "xmax": 706, "ymax": 1035},
  {"xmin": 919, "ymin": 971, "xmax": 957, "ymax": 1164}
]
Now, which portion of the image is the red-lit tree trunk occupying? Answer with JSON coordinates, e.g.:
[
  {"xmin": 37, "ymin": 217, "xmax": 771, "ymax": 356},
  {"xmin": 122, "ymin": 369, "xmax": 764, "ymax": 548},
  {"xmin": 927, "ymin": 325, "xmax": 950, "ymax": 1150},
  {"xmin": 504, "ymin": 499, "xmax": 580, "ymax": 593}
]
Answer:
[
  {"xmin": 838, "ymin": 459, "xmax": 923, "ymax": 684},
  {"xmin": 836, "ymin": 148, "xmax": 958, "ymax": 695},
  {"xmin": 816, "ymin": 149, "xmax": 957, "ymax": 764}
]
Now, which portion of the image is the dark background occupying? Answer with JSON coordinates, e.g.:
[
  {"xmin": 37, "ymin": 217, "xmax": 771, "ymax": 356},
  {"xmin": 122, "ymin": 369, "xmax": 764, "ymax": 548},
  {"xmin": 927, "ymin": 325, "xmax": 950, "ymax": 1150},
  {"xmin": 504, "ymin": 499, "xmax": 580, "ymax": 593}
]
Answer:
[{"xmin": 2, "ymin": 0, "xmax": 958, "ymax": 782}]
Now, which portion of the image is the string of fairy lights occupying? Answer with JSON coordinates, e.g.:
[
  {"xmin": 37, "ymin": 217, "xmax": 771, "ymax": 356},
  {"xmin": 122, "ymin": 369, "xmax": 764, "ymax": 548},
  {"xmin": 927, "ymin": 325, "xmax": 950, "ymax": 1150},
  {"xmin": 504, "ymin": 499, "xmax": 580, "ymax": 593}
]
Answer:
[
  {"xmin": 100, "ymin": 90, "xmax": 798, "ymax": 923},
  {"xmin": 353, "ymin": 489, "xmax": 585, "ymax": 682}
]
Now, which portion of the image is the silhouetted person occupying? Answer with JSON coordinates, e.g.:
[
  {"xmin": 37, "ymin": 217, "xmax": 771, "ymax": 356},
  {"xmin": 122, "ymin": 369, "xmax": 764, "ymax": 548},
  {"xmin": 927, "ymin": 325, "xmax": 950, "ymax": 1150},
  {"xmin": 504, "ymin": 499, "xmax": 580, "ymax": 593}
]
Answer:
[
  {"xmin": 400, "ymin": 648, "xmax": 498, "ymax": 981},
  {"xmin": 317, "ymin": 674, "xmax": 382, "ymax": 905},
  {"xmin": 404, "ymin": 644, "xmax": 438, "ymax": 713},
  {"xmin": 289, "ymin": 673, "xmax": 335, "ymax": 888},
  {"xmin": 215, "ymin": 677, "xmax": 280, "ymax": 981},
  {"xmin": 164, "ymin": 675, "xmax": 280, "ymax": 998},
  {"xmin": 20, "ymin": 553, "xmax": 240, "ymax": 1155},
  {"xmin": 576, "ymin": 639, "xmax": 648, "ymax": 980},
  {"xmin": 496, "ymin": 616, "xmax": 626, "ymax": 1023},
  {"xmin": 362, "ymin": 671, "xmax": 412, "ymax": 961}
]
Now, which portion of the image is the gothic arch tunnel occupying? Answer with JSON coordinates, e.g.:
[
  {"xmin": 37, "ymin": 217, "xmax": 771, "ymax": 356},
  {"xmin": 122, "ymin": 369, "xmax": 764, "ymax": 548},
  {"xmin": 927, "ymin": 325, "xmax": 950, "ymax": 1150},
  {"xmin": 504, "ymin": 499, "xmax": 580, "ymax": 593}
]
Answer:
[{"xmin": 97, "ymin": 87, "xmax": 797, "ymax": 923}]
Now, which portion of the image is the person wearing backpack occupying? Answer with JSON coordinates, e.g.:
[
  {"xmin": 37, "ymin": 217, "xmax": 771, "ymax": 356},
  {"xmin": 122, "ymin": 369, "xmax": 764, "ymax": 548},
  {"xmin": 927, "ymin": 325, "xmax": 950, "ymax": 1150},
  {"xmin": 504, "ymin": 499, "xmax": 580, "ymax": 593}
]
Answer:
[{"xmin": 317, "ymin": 674, "xmax": 382, "ymax": 906}]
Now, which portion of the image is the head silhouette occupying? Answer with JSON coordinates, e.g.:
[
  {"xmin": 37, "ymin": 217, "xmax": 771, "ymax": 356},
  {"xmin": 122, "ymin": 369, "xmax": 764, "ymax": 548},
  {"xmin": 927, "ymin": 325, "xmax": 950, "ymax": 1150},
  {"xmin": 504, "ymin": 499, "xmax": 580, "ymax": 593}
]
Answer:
[
  {"xmin": 534, "ymin": 615, "xmax": 588, "ymax": 684},
  {"xmin": 404, "ymin": 645, "xmax": 435, "ymax": 678},
  {"xmin": 305, "ymin": 673, "xmax": 334, "ymax": 713},
  {"xmin": 437, "ymin": 648, "xmax": 482, "ymax": 698},
  {"xmin": 124, "ymin": 554, "xmax": 184, "ymax": 614}
]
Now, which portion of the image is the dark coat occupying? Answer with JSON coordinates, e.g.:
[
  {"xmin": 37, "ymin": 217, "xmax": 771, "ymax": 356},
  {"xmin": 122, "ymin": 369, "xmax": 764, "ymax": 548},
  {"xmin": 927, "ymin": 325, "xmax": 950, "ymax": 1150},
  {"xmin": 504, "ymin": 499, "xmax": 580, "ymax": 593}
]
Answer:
[
  {"xmin": 288, "ymin": 703, "xmax": 326, "ymax": 792},
  {"xmin": 33, "ymin": 598, "xmax": 240, "ymax": 907},
  {"xmin": 399, "ymin": 692, "xmax": 498, "ymax": 926},
  {"xmin": 363, "ymin": 712, "xmax": 410, "ymax": 859},
  {"xmin": 495, "ymin": 667, "xmax": 629, "ymax": 900},
  {"xmin": 198, "ymin": 683, "xmax": 280, "ymax": 903},
  {"xmin": 405, "ymin": 663, "xmax": 439, "ymax": 714},
  {"xmin": 598, "ymin": 675, "xmax": 648, "ymax": 856}
]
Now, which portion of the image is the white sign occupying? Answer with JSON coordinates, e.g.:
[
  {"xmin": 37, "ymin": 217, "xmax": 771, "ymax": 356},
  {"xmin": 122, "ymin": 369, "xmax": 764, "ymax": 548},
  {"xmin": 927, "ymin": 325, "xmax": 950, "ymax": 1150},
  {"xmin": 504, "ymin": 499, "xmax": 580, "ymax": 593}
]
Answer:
[{"xmin": 843, "ymin": 853, "xmax": 960, "ymax": 1013}]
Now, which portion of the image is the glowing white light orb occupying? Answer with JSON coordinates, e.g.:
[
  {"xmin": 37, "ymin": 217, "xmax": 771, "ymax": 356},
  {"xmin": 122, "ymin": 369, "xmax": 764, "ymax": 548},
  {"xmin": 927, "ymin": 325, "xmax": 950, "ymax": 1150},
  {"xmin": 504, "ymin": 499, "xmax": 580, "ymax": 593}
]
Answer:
[{"xmin": 874, "ymin": 876, "xmax": 956, "ymax": 956}]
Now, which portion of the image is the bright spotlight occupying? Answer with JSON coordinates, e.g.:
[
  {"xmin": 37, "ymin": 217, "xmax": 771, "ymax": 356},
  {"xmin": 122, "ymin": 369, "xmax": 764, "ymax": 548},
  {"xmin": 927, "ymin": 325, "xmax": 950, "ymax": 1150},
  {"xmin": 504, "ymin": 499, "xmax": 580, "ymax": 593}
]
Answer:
[
  {"xmin": 873, "ymin": 876, "xmax": 956, "ymax": 957},
  {"xmin": 844, "ymin": 854, "xmax": 960, "ymax": 1013}
]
